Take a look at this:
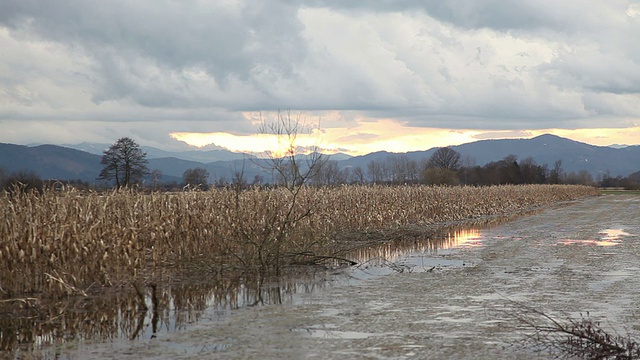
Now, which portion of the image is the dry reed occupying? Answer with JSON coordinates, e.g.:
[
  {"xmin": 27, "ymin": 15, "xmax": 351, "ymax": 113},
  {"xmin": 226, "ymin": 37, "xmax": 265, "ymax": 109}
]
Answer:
[{"xmin": 0, "ymin": 184, "xmax": 599, "ymax": 300}]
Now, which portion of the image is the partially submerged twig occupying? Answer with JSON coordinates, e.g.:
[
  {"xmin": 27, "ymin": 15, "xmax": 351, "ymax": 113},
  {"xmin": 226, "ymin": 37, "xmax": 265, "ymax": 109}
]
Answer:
[
  {"xmin": 131, "ymin": 281, "xmax": 149, "ymax": 311},
  {"xmin": 284, "ymin": 251, "xmax": 358, "ymax": 266},
  {"xmin": 507, "ymin": 301, "xmax": 640, "ymax": 359},
  {"xmin": 45, "ymin": 272, "xmax": 87, "ymax": 297},
  {"xmin": 0, "ymin": 297, "xmax": 40, "ymax": 306},
  {"xmin": 355, "ymin": 256, "xmax": 414, "ymax": 273}
]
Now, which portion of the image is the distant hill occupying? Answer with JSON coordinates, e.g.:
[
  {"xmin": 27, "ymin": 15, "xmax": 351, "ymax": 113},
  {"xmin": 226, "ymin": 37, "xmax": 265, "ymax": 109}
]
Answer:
[
  {"xmin": 456, "ymin": 134, "xmax": 612, "ymax": 172},
  {"xmin": 1, "ymin": 135, "xmax": 639, "ymax": 183},
  {"xmin": 462, "ymin": 134, "xmax": 640, "ymax": 177},
  {"xmin": 343, "ymin": 134, "xmax": 640, "ymax": 178},
  {"xmin": 63, "ymin": 142, "xmax": 251, "ymax": 163},
  {"xmin": 0, "ymin": 143, "xmax": 103, "ymax": 181}
]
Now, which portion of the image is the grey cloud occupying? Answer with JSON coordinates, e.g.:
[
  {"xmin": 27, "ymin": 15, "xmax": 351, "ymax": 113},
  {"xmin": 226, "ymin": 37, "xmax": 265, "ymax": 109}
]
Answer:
[
  {"xmin": 0, "ymin": 0, "xmax": 308, "ymax": 107},
  {"xmin": 545, "ymin": 53, "xmax": 640, "ymax": 95},
  {"xmin": 472, "ymin": 130, "xmax": 534, "ymax": 140},
  {"xmin": 308, "ymin": 0, "xmax": 629, "ymax": 33},
  {"xmin": 0, "ymin": 0, "xmax": 639, "ymax": 147}
]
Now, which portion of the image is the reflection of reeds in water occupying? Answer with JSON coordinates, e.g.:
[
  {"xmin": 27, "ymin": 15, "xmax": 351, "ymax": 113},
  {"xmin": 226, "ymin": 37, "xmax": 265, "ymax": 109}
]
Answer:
[
  {"xmin": 443, "ymin": 228, "xmax": 483, "ymax": 248},
  {"xmin": 345, "ymin": 228, "xmax": 484, "ymax": 266},
  {"xmin": 0, "ymin": 184, "xmax": 599, "ymax": 353},
  {"xmin": 1, "ymin": 292, "xmax": 143, "ymax": 352},
  {"xmin": 343, "ymin": 215, "xmax": 521, "ymax": 266},
  {"xmin": 348, "ymin": 236, "xmax": 443, "ymax": 265},
  {"xmin": 0, "ymin": 270, "xmax": 333, "ymax": 354}
]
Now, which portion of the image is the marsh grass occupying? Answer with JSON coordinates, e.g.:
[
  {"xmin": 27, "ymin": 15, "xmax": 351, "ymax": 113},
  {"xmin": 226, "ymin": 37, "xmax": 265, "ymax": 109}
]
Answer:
[{"xmin": 0, "ymin": 184, "xmax": 599, "ymax": 301}]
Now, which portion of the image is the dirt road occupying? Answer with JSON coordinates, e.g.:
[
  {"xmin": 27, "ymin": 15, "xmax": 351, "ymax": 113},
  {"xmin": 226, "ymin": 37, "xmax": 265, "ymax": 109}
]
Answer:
[{"xmin": 65, "ymin": 194, "xmax": 640, "ymax": 359}]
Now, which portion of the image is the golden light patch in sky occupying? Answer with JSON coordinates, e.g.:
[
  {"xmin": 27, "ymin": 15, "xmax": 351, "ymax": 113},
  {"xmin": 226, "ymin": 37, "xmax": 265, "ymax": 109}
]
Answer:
[
  {"xmin": 170, "ymin": 131, "xmax": 326, "ymax": 157},
  {"xmin": 170, "ymin": 120, "xmax": 640, "ymax": 156},
  {"xmin": 170, "ymin": 120, "xmax": 481, "ymax": 156}
]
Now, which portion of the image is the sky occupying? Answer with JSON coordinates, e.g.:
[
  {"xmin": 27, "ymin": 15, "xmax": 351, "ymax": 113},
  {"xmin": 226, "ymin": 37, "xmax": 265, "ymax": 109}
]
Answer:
[{"xmin": 1, "ymin": 0, "xmax": 640, "ymax": 156}]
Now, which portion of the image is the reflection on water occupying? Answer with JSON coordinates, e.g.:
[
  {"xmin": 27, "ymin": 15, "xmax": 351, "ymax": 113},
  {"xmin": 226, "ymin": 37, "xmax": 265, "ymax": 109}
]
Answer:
[
  {"xmin": 558, "ymin": 239, "xmax": 619, "ymax": 247},
  {"xmin": 599, "ymin": 229, "xmax": 633, "ymax": 240},
  {"xmin": 0, "ymin": 223, "xmax": 495, "ymax": 356},
  {"xmin": 346, "ymin": 226, "xmax": 486, "ymax": 267},
  {"xmin": 0, "ymin": 273, "xmax": 335, "ymax": 356},
  {"xmin": 557, "ymin": 228, "xmax": 634, "ymax": 247},
  {"xmin": 445, "ymin": 228, "xmax": 483, "ymax": 248}
]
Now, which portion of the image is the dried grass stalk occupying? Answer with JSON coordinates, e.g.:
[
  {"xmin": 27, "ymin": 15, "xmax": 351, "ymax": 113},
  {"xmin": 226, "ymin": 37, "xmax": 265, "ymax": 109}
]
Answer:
[{"xmin": 0, "ymin": 184, "xmax": 599, "ymax": 299}]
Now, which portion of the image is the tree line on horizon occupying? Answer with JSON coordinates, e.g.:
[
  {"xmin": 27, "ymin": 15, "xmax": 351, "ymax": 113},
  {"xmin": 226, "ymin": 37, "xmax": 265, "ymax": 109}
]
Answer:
[{"xmin": 1, "ymin": 136, "xmax": 639, "ymax": 193}]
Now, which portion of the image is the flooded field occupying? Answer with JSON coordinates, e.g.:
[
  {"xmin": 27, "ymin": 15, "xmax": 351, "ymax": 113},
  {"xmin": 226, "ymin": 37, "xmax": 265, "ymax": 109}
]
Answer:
[{"xmin": 4, "ymin": 193, "xmax": 640, "ymax": 359}]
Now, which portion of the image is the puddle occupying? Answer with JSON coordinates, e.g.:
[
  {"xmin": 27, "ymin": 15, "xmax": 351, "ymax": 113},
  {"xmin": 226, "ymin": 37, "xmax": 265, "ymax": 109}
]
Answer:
[
  {"xmin": 346, "ymin": 227, "xmax": 484, "ymax": 262},
  {"xmin": 0, "ymin": 223, "xmax": 489, "ymax": 355},
  {"xmin": 0, "ymin": 273, "xmax": 336, "ymax": 354},
  {"xmin": 556, "ymin": 228, "xmax": 634, "ymax": 247},
  {"xmin": 599, "ymin": 229, "xmax": 634, "ymax": 240},
  {"xmin": 558, "ymin": 239, "xmax": 620, "ymax": 246},
  {"xmin": 342, "ymin": 227, "xmax": 484, "ymax": 279},
  {"xmin": 39, "ymin": 194, "xmax": 639, "ymax": 359},
  {"xmin": 446, "ymin": 228, "xmax": 484, "ymax": 247}
]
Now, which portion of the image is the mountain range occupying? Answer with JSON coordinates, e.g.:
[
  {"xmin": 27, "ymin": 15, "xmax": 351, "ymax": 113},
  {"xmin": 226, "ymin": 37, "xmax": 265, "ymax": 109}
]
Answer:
[{"xmin": 1, "ymin": 134, "xmax": 639, "ymax": 184}]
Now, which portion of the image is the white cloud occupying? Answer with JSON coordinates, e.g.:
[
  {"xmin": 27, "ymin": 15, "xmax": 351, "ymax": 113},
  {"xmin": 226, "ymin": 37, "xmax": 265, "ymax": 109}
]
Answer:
[{"xmin": 0, "ymin": 0, "xmax": 638, "ymax": 149}]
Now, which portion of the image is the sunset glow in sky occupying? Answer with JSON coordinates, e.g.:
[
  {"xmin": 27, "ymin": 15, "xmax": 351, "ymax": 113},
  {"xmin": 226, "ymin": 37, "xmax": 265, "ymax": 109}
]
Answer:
[
  {"xmin": 1, "ymin": 1, "xmax": 639, "ymax": 154},
  {"xmin": 170, "ymin": 118, "xmax": 640, "ymax": 156}
]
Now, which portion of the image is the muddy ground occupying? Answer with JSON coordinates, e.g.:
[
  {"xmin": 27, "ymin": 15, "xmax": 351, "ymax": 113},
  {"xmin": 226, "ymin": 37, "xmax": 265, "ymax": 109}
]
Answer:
[{"xmin": 33, "ymin": 194, "xmax": 640, "ymax": 358}]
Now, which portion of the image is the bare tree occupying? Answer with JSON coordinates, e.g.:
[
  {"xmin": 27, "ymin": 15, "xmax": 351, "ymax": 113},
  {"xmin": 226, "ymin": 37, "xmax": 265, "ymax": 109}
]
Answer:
[
  {"xmin": 388, "ymin": 155, "xmax": 418, "ymax": 183},
  {"xmin": 251, "ymin": 174, "xmax": 264, "ymax": 186},
  {"xmin": 427, "ymin": 147, "xmax": 462, "ymax": 171},
  {"xmin": 246, "ymin": 110, "xmax": 328, "ymax": 274},
  {"xmin": 352, "ymin": 166, "xmax": 365, "ymax": 184},
  {"xmin": 1, "ymin": 170, "xmax": 44, "ymax": 193},
  {"xmin": 549, "ymin": 159, "xmax": 563, "ymax": 184},
  {"xmin": 459, "ymin": 154, "xmax": 476, "ymax": 185},
  {"xmin": 367, "ymin": 160, "xmax": 384, "ymax": 183},
  {"xmin": 337, "ymin": 166, "xmax": 351, "ymax": 185},
  {"xmin": 98, "ymin": 137, "xmax": 149, "ymax": 188},
  {"xmin": 314, "ymin": 160, "xmax": 340, "ymax": 186},
  {"xmin": 422, "ymin": 147, "xmax": 462, "ymax": 185},
  {"xmin": 213, "ymin": 175, "xmax": 228, "ymax": 188},
  {"xmin": 150, "ymin": 169, "xmax": 163, "ymax": 190},
  {"xmin": 257, "ymin": 110, "xmax": 327, "ymax": 189},
  {"xmin": 182, "ymin": 167, "xmax": 210, "ymax": 190},
  {"xmin": 232, "ymin": 169, "xmax": 248, "ymax": 189}
]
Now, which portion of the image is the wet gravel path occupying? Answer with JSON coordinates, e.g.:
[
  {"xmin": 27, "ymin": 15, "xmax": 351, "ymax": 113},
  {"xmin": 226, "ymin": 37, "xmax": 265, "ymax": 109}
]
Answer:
[{"xmin": 66, "ymin": 194, "xmax": 640, "ymax": 359}]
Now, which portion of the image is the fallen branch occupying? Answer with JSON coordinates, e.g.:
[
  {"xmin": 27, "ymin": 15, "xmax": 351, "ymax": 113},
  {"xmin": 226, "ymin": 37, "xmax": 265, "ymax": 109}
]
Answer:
[
  {"xmin": 44, "ymin": 273, "xmax": 87, "ymax": 297},
  {"xmin": 0, "ymin": 297, "xmax": 39, "ymax": 305},
  {"xmin": 507, "ymin": 301, "xmax": 640, "ymax": 359},
  {"xmin": 131, "ymin": 282, "xmax": 149, "ymax": 311},
  {"xmin": 284, "ymin": 251, "xmax": 358, "ymax": 266}
]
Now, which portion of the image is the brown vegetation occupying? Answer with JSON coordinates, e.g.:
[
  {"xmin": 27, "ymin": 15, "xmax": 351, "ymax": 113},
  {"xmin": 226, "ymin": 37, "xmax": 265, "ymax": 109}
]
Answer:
[
  {"xmin": 1, "ymin": 184, "xmax": 599, "ymax": 301},
  {"xmin": 512, "ymin": 302, "xmax": 640, "ymax": 359}
]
